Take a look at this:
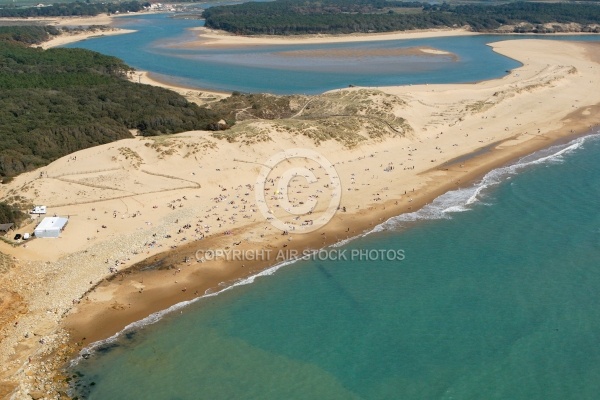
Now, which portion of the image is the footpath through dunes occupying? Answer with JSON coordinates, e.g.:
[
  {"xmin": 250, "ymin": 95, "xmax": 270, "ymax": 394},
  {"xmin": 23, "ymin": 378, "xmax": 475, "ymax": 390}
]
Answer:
[{"xmin": 1, "ymin": 38, "xmax": 600, "ymax": 398}]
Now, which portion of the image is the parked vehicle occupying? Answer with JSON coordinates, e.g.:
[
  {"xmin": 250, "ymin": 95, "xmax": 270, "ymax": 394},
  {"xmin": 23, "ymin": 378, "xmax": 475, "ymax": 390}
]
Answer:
[
  {"xmin": 31, "ymin": 205, "xmax": 47, "ymax": 214},
  {"xmin": 13, "ymin": 233, "xmax": 21, "ymax": 240}
]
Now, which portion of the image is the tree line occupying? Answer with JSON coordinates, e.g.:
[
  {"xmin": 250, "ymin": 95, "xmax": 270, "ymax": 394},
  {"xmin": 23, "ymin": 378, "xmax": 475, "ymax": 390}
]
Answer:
[
  {"xmin": 0, "ymin": 25, "xmax": 60, "ymax": 44},
  {"xmin": 203, "ymin": 0, "xmax": 600, "ymax": 35},
  {"xmin": 0, "ymin": 1, "xmax": 147, "ymax": 18},
  {"xmin": 0, "ymin": 26, "xmax": 228, "ymax": 179},
  {"xmin": 0, "ymin": 201, "xmax": 27, "ymax": 226}
]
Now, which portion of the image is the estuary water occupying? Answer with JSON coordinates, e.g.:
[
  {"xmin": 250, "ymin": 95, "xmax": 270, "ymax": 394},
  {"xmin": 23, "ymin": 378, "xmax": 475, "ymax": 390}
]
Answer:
[
  {"xmin": 65, "ymin": 13, "xmax": 525, "ymax": 94},
  {"xmin": 65, "ymin": 13, "xmax": 600, "ymax": 400},
  {"xmin": 64, "ymin": 14, "xmax": 600, "ymax": 95}
]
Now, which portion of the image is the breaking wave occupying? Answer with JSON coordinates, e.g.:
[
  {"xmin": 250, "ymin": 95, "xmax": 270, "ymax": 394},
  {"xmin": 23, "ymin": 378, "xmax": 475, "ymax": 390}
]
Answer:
[{"xmin": 372, "ymin": 131, "xmax": 600, "ymax": 233}]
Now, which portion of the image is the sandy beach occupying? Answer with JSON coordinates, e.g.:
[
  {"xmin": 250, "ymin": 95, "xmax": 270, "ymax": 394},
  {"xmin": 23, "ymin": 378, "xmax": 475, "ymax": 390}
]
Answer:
[
  {"xmin": 1, "ymin": 36, "xmax": 600, "ymax": 399},
  {"xmin": 188, "ymin": 23, "xmax": 600, "ymax": 49},
  {"xmin": 0, "ymin": 12, "xmax": 138, "ymax": 50},
  {"xmin": 38, "ymin": 27, "xmax": 136, "ymax": 50},
  {"xmin": 0, "ymin": 14, "xmax": 115, "ymax": 27},
  {"xmin": 127, "ymin": 70, "xmax": 230, "ymax": 105},
  {"xmin": 187, "ymin": 26, "xmax": 477, "ymax": 47}
]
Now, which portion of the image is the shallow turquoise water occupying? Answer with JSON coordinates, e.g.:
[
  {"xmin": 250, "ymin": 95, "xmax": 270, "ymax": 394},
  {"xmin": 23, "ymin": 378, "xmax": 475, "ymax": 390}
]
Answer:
[
  {"xmin": 71, "ymin": 133, "xmax": 600, "ymax": 399},
  {"xmin": 64, "ymin": 13, "xmax": 524, "ymax": 94},
  {"xmin": 63, "ymin": 13, "xmax": 600, "ymax": 94}
]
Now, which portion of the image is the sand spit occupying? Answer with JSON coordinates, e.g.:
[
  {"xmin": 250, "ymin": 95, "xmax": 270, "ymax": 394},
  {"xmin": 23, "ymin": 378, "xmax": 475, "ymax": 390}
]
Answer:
[
  {"xmin": 1, "ymin": 39, "xmax": 600, "ymax": 399},
  {"xmin": 0, "ymin": 12, "xmax": 139, "ymax": 50},
  {"xmin": 38, "ymin": 28, "xmax": 136, "ymax": 50},
  {"xmin": 186, "ymin": 27, "xmax": 477, "ymax": 48}
]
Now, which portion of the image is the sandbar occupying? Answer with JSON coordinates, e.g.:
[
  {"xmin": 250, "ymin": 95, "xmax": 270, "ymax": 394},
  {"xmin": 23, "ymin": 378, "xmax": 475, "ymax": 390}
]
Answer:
[{"xmin": 186, "ymin": 26, "xmax": 477, "ymax": 48}]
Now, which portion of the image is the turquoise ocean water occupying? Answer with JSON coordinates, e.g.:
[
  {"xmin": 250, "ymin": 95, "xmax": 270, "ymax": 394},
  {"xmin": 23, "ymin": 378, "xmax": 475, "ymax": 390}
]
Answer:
[
  {"xmin": 71, "ymin": 133, "xmax": 600, "ymax": 399},
  {"xmin": 66, "ymin": 13, "xmax": 600, "ymax": 399}
]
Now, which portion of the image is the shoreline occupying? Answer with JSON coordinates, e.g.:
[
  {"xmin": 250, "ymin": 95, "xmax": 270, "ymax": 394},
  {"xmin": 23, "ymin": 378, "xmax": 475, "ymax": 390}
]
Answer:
[
  {"xmin": 0, "ymin": 12, "xmax": 141, "ymax": 50},
  {"xmin": 182, "ymin": 26, "xmax": 600, "ymax": 49},
  {"xmin": 128, "ymin": 70, "xmax": 230, "ymax": 104},
  {"xmin": 73, "ymin": 123, "xmax": 600, "ymax": 354},
  {"xmin": 62, "ymin": 38, "xmax": 600, "ymax": 352},
  {"xmin": 2, "ymin": 39, "xmax": 600, "ymax": 398},
  {"xmin": 64, "ymin": 109, "xmax": 600, "ymax": 349},
  {"xmin": 39, "ymin": 28, "xmax": 136, "ymax": 49},
  {"xmin": 184, "ymin": 26, "xmax": 478, "ymax": 48}
]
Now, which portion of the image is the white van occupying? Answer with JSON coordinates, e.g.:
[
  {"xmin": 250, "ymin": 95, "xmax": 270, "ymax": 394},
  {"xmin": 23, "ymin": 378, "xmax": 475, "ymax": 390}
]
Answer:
[
  {"xmin": 31, "ymin": 206, "xmax": 47, "ymax": 215},
  {"xmin": 23, "ymin": 233, "xmax": 30, "ymax": 240}
]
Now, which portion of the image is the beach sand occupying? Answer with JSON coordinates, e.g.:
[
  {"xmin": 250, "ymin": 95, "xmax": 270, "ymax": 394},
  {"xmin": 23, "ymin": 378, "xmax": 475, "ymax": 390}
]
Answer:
[
  {"xmin": 38, "ymin": 28, "xmax": 136, "ymax": 50},
  {"xmin": 0, "ymin": 14, "xmax": 115, "ymax": 27},
  {"xmin": 186, "ymin": 26, "xmax": 477, "ymax": 48},
  {"xmin": 187, "ymin": 26, "xmax": 600, "ymax": 49},
  {"xmin": 0, "ymin": 12, "xmax": 137, "ymax": 50},
  {"xmin": 1, "ymin": 38, "xmax": 600, "ymax": 399},
  {"xmin": 126, "ymin": 70, "xmax": 230, "ymax": 104}
]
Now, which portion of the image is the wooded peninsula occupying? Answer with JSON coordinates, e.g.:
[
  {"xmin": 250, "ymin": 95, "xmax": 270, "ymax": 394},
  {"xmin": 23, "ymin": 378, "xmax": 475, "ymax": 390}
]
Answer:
[
  {"xmin": 203, "ymin": 0, "xmax": 600, "ymax": 35},
  {"xmin": 0, "ymin": 26, "xmax": 231, "ymax": 182},
  {"xmin": 0, "ymin": 1, "xmax": 146, "ymax": 18}
]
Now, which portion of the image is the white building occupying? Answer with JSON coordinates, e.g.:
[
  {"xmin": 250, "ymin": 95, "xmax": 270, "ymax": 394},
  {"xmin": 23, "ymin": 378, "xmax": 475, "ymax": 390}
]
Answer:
[{"xmin": 34, "ymin": 217, "xmax": 68, "ymax": 238}]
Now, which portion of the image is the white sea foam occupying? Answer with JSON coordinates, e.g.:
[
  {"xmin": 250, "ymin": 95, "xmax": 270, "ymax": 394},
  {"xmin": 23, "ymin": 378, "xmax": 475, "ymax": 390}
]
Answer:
[
  {"xmin": 71, "ymin": 131, "xmax": 600, "ymax": 366},
  {"xmin": 374, "ymin": 131, "xmax": 600, "ymax": 233},
  {"xmin": 71, "ymin": 257, "xmax": 302, "ymax": 366},
  {"xmin": 330, "ymin": 234, "xmax": 363, "ymax": 248}
]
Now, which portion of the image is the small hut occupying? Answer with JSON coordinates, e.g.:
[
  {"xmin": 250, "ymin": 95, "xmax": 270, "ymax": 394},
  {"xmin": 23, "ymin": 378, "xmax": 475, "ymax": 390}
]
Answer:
[{"xmin": 0, "ymin": 223, "xmax": 14, "ymax": 235}]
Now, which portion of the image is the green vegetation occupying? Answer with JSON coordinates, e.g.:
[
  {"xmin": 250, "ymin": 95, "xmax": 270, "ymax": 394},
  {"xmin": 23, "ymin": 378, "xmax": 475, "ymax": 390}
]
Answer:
[
  {"xmin": 0, "ymin": 26, "xmax": 227, "ymax": 178},
  {"xmin": 203, "ymin": 0, "xmax": 600, "ymax": 35},
  {"xmin": 208, "ymin": 92, "xmax": 300, "ymax": 123},
  {"xmin": 0, "ymin": 1, "xmax": 147, "ymax": 17},
  {"xmin": 211, "ymin": 89, "xmax": 410, "ymax": 148},
  {"xmin": 0, "ymin": 201, "xmax": 26, "ymax": 225},
  {"xmin": 0, "ymin": 25, "xmax": 59, "ymax": 43}
]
